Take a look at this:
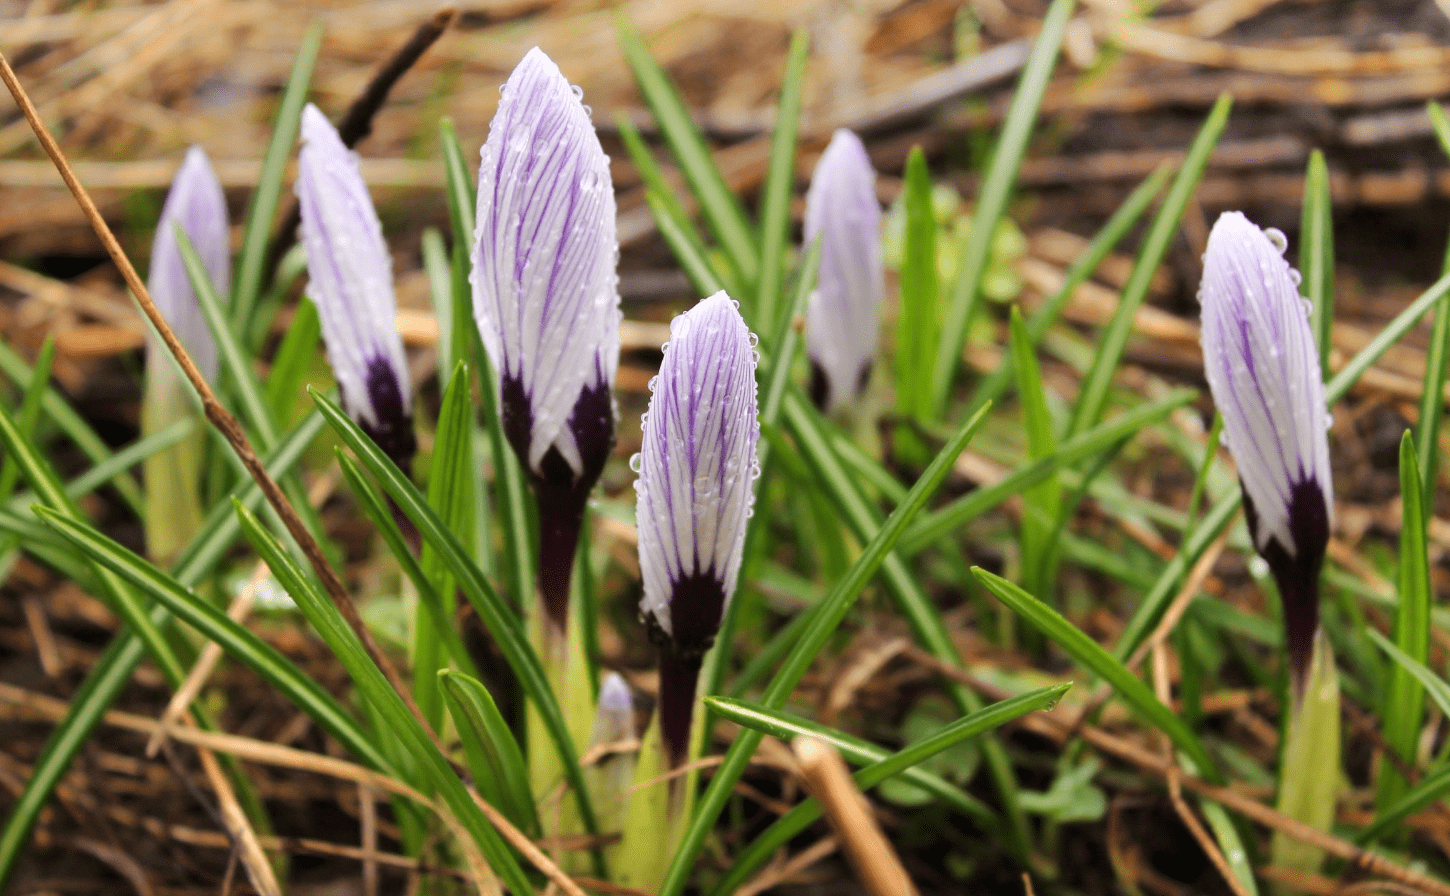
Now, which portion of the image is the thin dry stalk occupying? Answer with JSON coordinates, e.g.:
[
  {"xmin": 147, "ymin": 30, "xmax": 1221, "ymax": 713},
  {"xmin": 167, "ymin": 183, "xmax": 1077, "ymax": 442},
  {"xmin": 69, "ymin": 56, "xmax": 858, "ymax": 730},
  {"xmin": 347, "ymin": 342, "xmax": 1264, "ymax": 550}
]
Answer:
[
  {"xmin": 792, "ymin": 735, "xmax": 921, "ymax": 896},
  {"xmin": 183, "ymin": 714, "xmax": 283, "ymax": 896},
  {"xmin": 360, "ymin": 783, "xmax": 378, "ymax": 896},
  {"xmin": 736, "ymin": 837, "xmax": 839, "ymax": 896},
  {"xmin": 0, "ymin": 45, "xmax": 441, "ymax": 753}
]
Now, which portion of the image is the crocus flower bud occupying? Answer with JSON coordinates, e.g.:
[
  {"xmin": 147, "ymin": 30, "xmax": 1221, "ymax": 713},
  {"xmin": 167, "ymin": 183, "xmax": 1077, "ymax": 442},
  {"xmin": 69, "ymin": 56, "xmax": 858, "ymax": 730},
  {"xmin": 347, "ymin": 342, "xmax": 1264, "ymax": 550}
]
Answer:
[
  {"xmin": 804, "ymin": 129, "xmax": 883, "ymax": 414},
  {"xmin": 297, "ymin": 104, "xmax": 416, "ymax": 473},
  {"xmin": 1199, "ymin": 211, "xmax": 1333, "ymax": 690},
  {"xmin": 148, "ymin": 145, "xmax": 230, "ymax": 381},
  {"xmin": 472, "ymin": 47, "xmax": 620, "ymax": 630},
  {"xmin": 635, "ymin": 292, "xmax": 760, "ymax": 765}
]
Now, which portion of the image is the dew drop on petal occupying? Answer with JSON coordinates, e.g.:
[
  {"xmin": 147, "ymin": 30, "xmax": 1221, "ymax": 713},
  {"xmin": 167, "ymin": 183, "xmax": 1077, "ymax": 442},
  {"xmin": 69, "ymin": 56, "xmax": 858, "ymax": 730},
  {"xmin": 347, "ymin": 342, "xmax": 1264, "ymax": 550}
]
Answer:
[
  {"xmin": 628, "ymin": 452, "xmax": 643, "ymax": 473},
  {"xmin": 1264, "ymin": 228, "xmax": 1288, "ymax": 255}
]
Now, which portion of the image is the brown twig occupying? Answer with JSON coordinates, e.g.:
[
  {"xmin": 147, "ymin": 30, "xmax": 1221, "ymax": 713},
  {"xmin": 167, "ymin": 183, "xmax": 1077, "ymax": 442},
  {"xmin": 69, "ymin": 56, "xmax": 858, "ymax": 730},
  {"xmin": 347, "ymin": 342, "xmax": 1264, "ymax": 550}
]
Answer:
[
  {"xmin": 262, "ymin": 6, "xmax": 457, "ymax": 279},
  {"xmin": 0, "ymin": 45, "xmax": 442, "ymax": 753},
  {"xmin": 793, "ymin": 735, "xmax": 921, "ymax": 896}
]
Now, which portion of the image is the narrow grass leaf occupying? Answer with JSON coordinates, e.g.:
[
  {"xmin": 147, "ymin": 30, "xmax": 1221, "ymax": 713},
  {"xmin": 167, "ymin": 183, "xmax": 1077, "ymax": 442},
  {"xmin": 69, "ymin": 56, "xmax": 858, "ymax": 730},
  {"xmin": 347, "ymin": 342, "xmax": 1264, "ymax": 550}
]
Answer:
[
  {"xmin": 232, "ymin": 22, "xmax": 323, "ymax": 328},
  {"xmin": 0, "ymin": 412, "xmax": 322, "ymax": 889},
  {"xmin": 309, "ymin": 388, "xmax": 605, "ymax": 863},
  {"xmin": 1376, "ymin": 432, "xmax": 1431, "ymax": 814},
  {"xmin": 1326, "ymin": 270, "xmax": 1450, "ymax": 404},
  {"xmin": 232, "ymin": 500, "xmax": 532, "ymax": 893},
  {"xmin": 754, "ymin": 30, "xmax": 809, "ymax": 330},
  {"xmin": 263, "ymin": 297, "xmax": 321, "ymax": 425},
  {"xmin": 897, "ymin": 147, "xmax": 940, "ymax": 427},
  {"xmin": 972, "ymin": 567, "xmax": 1222, "ymax": 782},
  {"xmin": 0, "ymin": 337, "xmax": 54, "ymax": 502},
  {"xmin": 1066, "ymin": 93, "xmax": 1231, "ymax": 438},
  {"xmin": 335, "ymin": 450, "xmax": 480, "ymax": 683},
  {"xmin": 707, "ymin": 685, "xmax": 1070, "ymax": 896},
  {"xmin": 657, "ymin": 401, "xmax": 991, "ymax": 896},
  {"xmin": 439, "ymin": 670, "xmax": 538, "ymax": 836},
  {"xmin": 36, "ymin": 508, "xmax": 391, "ymax": 773},
  {"xmin": 0, "ymin": 340, "xmax": 145, "ymax": 515},
  {"xmin": 614, "ymin": 13, "xmax": 758, "ymax": 287},
  {"xmin": 904, "ymin": 390, "xmax": 1194, "ymax": 552},
  {"xmin": 931, "ymin": 0, "xmax": 1076, "ymax": 412},
  {"xmin": 1300, "ymin": 149, "xmax": 1334, "ymax": 378},
  {"xmin": 970, "ymin": 163, "xmax": 1170, "ymax": 412},
  {"xmin": 1010, "ymin": 306, "xmax": 1060, "ymax": 604}
]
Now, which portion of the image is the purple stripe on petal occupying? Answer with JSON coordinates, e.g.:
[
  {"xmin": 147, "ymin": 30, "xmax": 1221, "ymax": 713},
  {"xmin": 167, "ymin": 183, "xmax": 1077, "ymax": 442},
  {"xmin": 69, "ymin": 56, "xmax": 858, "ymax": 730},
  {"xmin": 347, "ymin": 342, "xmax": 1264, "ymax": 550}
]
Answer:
[
  {"xmin": 803, "ymin": 129, "xmax": 883, "ymax": 413},
  {"xmin": 148, "ymin": 146, "xmax": 230, "ymax": 383},
  {"xmin": 296, "ymin": 104, "xmax": 413, "ymax": 453},
  {"xmin": 470, "ymin": 47, "xmax": 620, "ymax": 479},
  {"xmin": 635, "ymin": 292, "xmax": 759, "ymax": 646}
]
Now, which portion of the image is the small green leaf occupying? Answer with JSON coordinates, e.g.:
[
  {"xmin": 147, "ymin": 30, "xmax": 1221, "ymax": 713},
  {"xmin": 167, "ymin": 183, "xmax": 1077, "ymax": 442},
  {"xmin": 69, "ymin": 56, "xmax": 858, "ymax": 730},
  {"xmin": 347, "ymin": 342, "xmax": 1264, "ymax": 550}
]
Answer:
[{"xmin": 439, "ymin": 670, "xmax": 538, "ymax": 835}]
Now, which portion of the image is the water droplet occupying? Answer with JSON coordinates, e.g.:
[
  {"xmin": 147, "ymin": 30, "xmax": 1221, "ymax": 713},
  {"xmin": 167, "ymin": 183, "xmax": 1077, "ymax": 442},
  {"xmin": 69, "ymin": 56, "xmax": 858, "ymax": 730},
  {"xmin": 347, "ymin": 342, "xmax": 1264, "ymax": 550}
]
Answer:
[
  {"xmin": 1264, "ymin": 228, "xmax": 1288, "ymax": 255},
  {"xmin": 628, "ymin": 453, "xmax": 643, "ymax": 473},
  {"xmin": 1288, "ymin": 268, "xmax": 1303, "ymax": 288}
]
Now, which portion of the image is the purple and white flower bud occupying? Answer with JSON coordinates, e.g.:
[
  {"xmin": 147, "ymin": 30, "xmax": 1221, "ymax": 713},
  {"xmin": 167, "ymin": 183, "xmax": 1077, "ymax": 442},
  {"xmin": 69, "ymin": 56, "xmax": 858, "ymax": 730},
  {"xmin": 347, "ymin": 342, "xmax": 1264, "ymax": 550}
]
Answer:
[
  {"xmin": 296, "ymin": 104, "xmax": 415, "ymax": 473},
  {"xmin": 1199, "ymin": 211, "xmax": 1333, "ymax": 689},
  {"xmin": 471, "ymin": 47, "xmax": 620, "ymax": 629},
  {"xmin": 635, "ymin": 292, "xmax": 759, "ymax": 765},
  {"xmin": 804, "ymin": 129, "xmax": 883, "ymax": 413},
  {"xmin": 591, "ymin": 672, "xmax": 637, "ymax": 749},
  {"xmin": 148, "ymin": 145, "xmax": 231, "ymax": 381}
]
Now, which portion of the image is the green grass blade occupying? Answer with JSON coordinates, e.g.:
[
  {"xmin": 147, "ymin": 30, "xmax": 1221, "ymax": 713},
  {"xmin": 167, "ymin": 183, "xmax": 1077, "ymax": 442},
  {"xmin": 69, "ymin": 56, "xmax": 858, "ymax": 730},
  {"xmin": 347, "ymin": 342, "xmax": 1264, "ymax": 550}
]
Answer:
[
  {"xmin": 614, "ymin": 13, "xmax": 758, "ymax": 287},
  {"xmin": 1065, "ymin": 94, "xmax": 1231, "ymax": 438},
  {"xmin": 1010, "ymin": 306, "xmax": 1060, "ymax": 604},
  {"xmin": 36, "ymin": 507, "xmax": 391, "ymax": 773},
  {"xmin": 232, "ymin": 499, "xmax": 533, "ymax": 893},
  {"xmin": 439, "ymin": 670, "xmax": 539, "ymax": 835},
  {"xmin": 648, "ymin": 191, "xmax": 729, "ymax": 297},
  {"xmin": 1300, "ymin": 149, "xmax": 1334, "ymax": 378},
  {"xmin": 1356, "ymin": 762, "xmax": 1450, "ymax": 845},
  {"xmin": 416, "ymin": 362, "xmax": 476, "ymax": 729},
  {"xmin": 707, "ymin": 685, "xmax": 1069, "ymax": 896},
  {"xmin": 972, "ymin": 567, "xmax": 1222, "ymax": 782},
  {"xmin": 1419, "ymin": 105, "xmax": 1450, "ymax": 495},
  {"xmin": 897, "ymin": 147, "xmax": 941, "ymax": 428},
  {"xmin": 1369, "ymin": 631, "xmax": 1450, "ymax": 724},
  {"xmin": 930, "ymin": 0, "xmax": 1076, "ymax": 412},
  {"xmin": 0, "ymin": 337, "xmax": 54, "ymax": 502},
  {"xmin": 0, "ymin": 339, "xmax": 145, "ymax": 515},
  {"xmin": 1376, "ymin": 432, "xmax": 1431, "ymax": 814},
  {"xmin": 336, "ymin": 450, "xmax": 480, "ymax": 684},
  {"xmin": 657, "ymin": 401, "xmax": 991, "ymax": 896},
  {"xmin": 903, "ymin": 391, "xmax": 1194, "ymax": 552},
  {"xmin": 177, "ymin": 229, "xmax": 277, "ymax": 449},
  {"xmin": 57, "ymin": 419, "xmax": 193, "ymax": 504},
  {"xmin": 1326, "ymin": 270, "xmax": 1450, "ymax": 404},
  {"xmin": 969, "ymin": 163, "xmax": 1170, "ymax": 412},
  {"xmin": 264, "ymin": 297, "xmax": 321, "ymax": 425},
  {"xmin": 0, "ymin": 412, "xmax": 323, "ymax": 889},
  {"xmin": 309, "ymin": 388, "xmax": 605, "ymax": 864},
  {"xmin": 231, "ymin": 22, "xmax": 323, "ymax": 328},
  {"xmin": 754, "ymin": 30, "xmax": 809, "ymax": 329}
]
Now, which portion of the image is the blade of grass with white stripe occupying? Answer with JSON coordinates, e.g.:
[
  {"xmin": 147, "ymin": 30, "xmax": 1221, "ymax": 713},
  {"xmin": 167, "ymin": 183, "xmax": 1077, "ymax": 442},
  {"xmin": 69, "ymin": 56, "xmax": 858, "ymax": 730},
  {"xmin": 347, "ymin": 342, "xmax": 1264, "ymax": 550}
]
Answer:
[
  {"xmin": 245, "ymin": 243, "xmax": 308, "ymax": 355},
  {"xmin": 0, "ymin": 337, "xmax": 53, "ymax": 503},
  {"xmin": 441, "ymin": 118, "xmax": 532, "ymax": 609},
  {"xmin": 1065, "ymin": 93, "xmax": 1231, "ymax": 438},
  {"xmin": 969, "ymin": 164, "xmax": 1170, "ymax": 412},
  {"xmin": 1376, "ymin": 432, "xmax": 1431, "ymax": 817},
  {"xmin": 903, "ymin": 390, "xmax": 1194, "ymax": 552},
  {"xmin": 232, "ymin": 499, "xmax": 533, "ymax": 893},
  {"xmin": 231, "ymin": 22, "xmax": 323, "ymax": 329},
  {"xmin": 754, "ymin": 30, "xmax": 809, "ymax": 330},
  {"xmin": 656, "ymin": 401, "xmax": 992, "ymax": 896},
  {"xmin": 0, "ymin": 411, "xmax": 323, "ymax": 889},
  {"xmin": 309, "ymin": 388, "xmax": 606, "ymax": 868},
  {"xmin": 931, "ymin": 0, "xmax": 1076, "ymax": 412},
  {"xmin": 614, "ymin": 13, "xmax": 758, "ymax": 288},
  {"xmin": 972, "ymin": 567, "xmax": 1222, "ymax": 782},
  {"xmin": 0, "ymin": 339, "xmax": 145, "ymax": 515},
  {"xmin": 706, "ymin": 684, "xmax": 1070, "ymax": 896}
]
